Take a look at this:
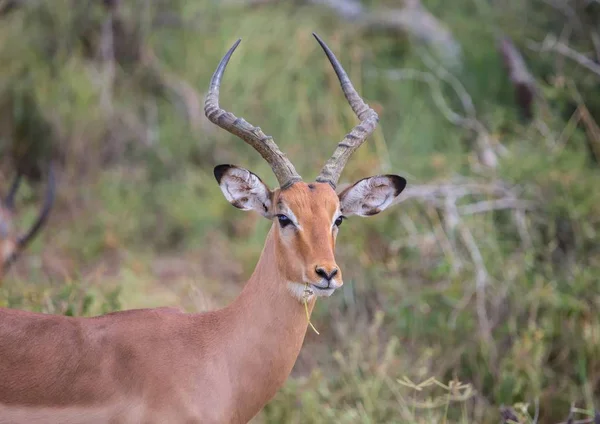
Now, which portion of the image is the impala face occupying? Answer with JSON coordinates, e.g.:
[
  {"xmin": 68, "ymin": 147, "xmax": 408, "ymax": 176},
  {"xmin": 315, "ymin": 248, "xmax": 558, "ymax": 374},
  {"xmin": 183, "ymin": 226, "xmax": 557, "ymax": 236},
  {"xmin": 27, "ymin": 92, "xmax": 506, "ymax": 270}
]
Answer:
[
  {"xmin": 215, "ymin": 165, "xmax": 406, "ymax": 300},
  {"xmin": 206, "ymin": 33, "xmax": 407, "ymax": 301}
]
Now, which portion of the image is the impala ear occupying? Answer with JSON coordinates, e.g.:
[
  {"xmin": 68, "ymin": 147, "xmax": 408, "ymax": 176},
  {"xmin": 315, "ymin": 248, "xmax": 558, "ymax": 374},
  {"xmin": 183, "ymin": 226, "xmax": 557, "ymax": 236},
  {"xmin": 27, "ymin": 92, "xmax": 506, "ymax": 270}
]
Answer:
[
  {"xmin": 338, "ymin": 175, "xmax": 406, "ymax": 217},
  {"xmin": 214, "ymin": 165, "xmax": 273, "ymax": 218}
]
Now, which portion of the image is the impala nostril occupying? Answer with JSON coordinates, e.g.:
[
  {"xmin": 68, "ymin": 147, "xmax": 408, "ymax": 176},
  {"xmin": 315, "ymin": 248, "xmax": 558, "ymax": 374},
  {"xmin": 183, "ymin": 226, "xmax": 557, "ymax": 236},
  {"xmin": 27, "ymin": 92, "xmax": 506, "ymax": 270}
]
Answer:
[
  {"xmin": 315, "ymin": 267, "xmax": 325, "ymax": 279},
  {"xmin": 315, "ymin": 266, "xmax": 338, "ymax": 281}
]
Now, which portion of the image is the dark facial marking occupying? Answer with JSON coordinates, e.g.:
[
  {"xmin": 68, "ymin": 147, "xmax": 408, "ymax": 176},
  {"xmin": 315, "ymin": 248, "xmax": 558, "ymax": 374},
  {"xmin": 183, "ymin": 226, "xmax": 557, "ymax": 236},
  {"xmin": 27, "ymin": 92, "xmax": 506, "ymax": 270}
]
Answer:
[{"xmin": 308, "ymin": 184, "xmax": 315, "ymax": 190}]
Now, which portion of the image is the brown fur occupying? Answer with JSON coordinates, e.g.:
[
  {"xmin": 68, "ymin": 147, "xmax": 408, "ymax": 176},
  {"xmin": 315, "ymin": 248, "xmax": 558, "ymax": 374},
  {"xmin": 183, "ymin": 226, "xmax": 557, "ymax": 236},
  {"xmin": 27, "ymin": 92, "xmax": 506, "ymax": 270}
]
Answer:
[
  {"xmin": 0, "ymin": 174, "xmax": 407, "ymax": 423},
  {"xmin": 0, "ymin": 182, "xmax": 341, "ymax": 424},
  {"xmin": 273, "ymin": 183, "xmax": 341, "ymax": 286}
]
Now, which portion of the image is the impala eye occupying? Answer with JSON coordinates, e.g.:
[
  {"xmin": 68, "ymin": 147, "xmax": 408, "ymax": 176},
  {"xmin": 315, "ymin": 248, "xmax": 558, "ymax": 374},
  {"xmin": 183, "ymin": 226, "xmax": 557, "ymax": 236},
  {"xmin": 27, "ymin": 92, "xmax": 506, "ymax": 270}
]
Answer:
[
  {"xmin": 334, "ymin": 216, "xmax": 345, "ymax": 227},
  {"xmin": 277, "ymin": 214, "xmax": 292, "ymax": 228}
]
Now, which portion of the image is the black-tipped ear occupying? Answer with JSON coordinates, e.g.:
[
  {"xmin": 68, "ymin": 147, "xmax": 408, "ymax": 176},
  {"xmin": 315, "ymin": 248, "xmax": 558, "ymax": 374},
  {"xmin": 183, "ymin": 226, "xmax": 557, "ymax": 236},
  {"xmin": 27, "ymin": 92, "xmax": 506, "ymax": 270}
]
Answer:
[
  {"xmin": 214, "ymin": 164, "xmax": 234, "ymax": 184},
  {"xmin": 214, "ymin": 164, "xmax": 273, "ymax": 218},
  {"xmin": 338, "ymin": 174, "xmax": 407, "ymax": 217},
  {"xmin": 389, "ymin": 175, "xmax": 407, "ymax": 196}
]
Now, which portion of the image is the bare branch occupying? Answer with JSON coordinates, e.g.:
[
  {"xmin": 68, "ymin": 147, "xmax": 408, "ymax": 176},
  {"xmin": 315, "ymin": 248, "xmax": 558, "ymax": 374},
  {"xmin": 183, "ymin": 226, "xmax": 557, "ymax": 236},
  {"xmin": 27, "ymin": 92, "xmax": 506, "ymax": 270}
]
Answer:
[
  {"xmin": 0, "ymin": 0, "xmax": 24, "ymax": 17},
  {"xmin": 458, "ymin": 198, "xmax": 535, "ymax": 215},
  {"xmin": 374, "ymin": 49, "xmax": 503, "ymax": 170},
  {"xmin": 307, "ymin": 0, "xmax": 364, "ymax": 20},
  {"xmin": 396, "ymin": 177, "xmax": 534, "ymax": 268},
  {"xmin": 417, "ymin": 48, "xmax": 475, "ymax": 119},
  {"xmin": 378, "ymin": 68, "xmax": 469, "ymax": 128},
  {"xmin": 308, "ymin": 0, "xmax": 462, "ymax": 69},
  {"xmin": 527, "ymin": 35, "xmax": 600, "ymax": 77},
  {"xmin": 457, "ymin": 214, "xmax": 495, "ymax": 362},
  {"xmin": 98, "ymin": 9, "xmax": 115, "ymax": 115},
  {"xmin": 395, "ymin": 180, "xmax": 519, "ymax": 205},
  {"xmin": 567, "ymin": 81, "xmax": 600, "ymax": 164},
  {"xmin": 498, "ymin": 36, "xmax": 537, "ymax": 120}
]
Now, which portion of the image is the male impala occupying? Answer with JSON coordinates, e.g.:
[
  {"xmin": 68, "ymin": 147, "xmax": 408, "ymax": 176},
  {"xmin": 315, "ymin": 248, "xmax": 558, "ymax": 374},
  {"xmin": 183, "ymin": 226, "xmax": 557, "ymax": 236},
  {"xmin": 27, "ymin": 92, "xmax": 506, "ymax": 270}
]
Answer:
[
  {"xmin": 0, "ymin": 34, "xmax": 406, "ymax": 423},
  {"xmin": 0, "ymin": 165, "xmax": 55, "ymax": 282}
]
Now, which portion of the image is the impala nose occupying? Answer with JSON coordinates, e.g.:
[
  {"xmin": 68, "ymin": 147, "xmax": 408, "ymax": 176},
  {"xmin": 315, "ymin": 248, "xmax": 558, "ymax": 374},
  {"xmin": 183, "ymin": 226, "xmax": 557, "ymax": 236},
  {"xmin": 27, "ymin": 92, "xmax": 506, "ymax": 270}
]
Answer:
[{"xmin": 315, "ymin": 266, "xmax": 338, "ymax": 281}]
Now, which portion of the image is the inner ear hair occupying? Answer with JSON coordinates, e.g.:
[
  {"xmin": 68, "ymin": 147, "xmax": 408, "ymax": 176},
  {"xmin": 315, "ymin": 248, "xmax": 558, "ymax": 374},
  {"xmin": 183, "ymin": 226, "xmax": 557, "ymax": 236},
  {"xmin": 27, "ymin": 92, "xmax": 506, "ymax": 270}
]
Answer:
[
  {"xmin": 338, "ymin": 174, "xmax": 407, "ymax": 217},
  {"xmin": 214, "ymin": 164, "xmax": 275, "ymax": 218}
]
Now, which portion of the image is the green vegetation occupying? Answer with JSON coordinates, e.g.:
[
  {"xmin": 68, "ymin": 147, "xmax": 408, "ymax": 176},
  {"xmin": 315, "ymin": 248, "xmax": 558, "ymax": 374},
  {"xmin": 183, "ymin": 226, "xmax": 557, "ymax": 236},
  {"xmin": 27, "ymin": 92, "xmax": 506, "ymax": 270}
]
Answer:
[{"xmin": 1, "ymin": 0, "xmax": 599, "ymax": 422}]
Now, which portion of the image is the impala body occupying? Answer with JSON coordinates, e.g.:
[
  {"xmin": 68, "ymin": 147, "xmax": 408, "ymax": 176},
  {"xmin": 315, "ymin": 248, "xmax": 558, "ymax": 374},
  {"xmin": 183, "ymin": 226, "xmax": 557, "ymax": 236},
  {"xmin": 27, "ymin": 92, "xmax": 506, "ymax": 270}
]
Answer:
[
  {"xmin": 0, "ymin": 167, "xmax": 55, "ymax": 281},
  {"xmin": 0, "ymin": 34, "xmax": 406, "ymax": 423}
]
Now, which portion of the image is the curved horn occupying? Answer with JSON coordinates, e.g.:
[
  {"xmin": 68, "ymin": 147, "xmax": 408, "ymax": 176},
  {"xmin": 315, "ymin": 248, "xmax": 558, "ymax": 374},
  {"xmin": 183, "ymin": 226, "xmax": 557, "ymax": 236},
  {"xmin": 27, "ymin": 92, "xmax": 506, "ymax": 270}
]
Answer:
[
  {"xmin": 4, "ymin": 173, "xmax": 22, "ymax": 210},
  {"xmin": 204, "ymin": 39, "xmax": 302, "ymax": 189},
  {"xmin": 17, "ymin": 163, "xmax": 56, "ymax": 249},
  {"xmin": 313, "ymin": 33, "xmax": 379, "ymax": 189}
]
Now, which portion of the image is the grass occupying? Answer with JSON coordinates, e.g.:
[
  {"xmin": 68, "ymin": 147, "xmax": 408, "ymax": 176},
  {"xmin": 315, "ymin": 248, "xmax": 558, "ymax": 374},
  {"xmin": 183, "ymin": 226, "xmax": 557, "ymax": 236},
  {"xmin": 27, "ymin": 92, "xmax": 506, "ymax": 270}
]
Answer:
[{"xmin": 1, "ymin": 0, "xmax": 600, "ymax": 422}]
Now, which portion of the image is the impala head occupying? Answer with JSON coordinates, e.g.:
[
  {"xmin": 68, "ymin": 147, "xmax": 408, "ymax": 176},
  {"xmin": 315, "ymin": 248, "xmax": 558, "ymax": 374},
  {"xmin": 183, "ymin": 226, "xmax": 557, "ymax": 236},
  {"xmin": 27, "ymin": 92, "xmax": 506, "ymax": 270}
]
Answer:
[
  {"xmin": 0, "ymin": 166, "xmax": 56, "ymax": 280},
  {"xmin": 205, "ymin": 34, "xmax": 407, "ymax": 300}
]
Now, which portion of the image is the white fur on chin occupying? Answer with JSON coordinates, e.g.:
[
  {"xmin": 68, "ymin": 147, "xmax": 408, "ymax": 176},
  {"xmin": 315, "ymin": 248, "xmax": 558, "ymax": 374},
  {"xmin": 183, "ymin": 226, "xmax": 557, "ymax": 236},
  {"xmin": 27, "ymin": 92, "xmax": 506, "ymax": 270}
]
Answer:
[{"xmin": 287, "ymin": 282, "xmax": 336, "ymax": 303}]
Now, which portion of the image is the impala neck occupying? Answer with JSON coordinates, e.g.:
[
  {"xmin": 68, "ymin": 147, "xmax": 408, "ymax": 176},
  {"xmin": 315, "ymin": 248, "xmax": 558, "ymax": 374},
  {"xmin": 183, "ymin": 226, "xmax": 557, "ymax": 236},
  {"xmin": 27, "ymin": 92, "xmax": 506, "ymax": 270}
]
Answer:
[{"xmin": 219, "ymin": 225, "xmax": 315, "ymax": 420}]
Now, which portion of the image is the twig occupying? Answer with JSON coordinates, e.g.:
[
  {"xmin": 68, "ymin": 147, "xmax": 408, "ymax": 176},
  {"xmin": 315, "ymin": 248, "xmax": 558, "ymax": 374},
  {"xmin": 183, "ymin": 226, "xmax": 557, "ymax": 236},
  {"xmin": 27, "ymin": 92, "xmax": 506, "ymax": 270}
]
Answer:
[
  {"xmin": 395, "ymin": 180, "xmax": 523, "ymax": 206},
  {"xmin": 567, "ymin": 81, "xmax": 600, "ymax": 164},
  {"xmin": 0, "ymin": 0, "xmax": 25, "ymax": 17},
  {"xmin": 416, "ymin": 47, "xmax": 506, "ymax": 168},
  {"xmin": 98, "ymin": 7, "xmax": 115, "ymax": 115},
  {"xmin": 458, "ymin": 198, "xmax": 535, "ymax": 216},
  {"xmin": 457, "ymin": 217, "xmax": 496, "ymax": 362},
  {"xmin": 567, "ymin": 402, "xmax": 575, "ymax": 424},
  {"xmin": 307, "ymin": 0, "xmax": 364, "ymax": 20},
  {"xmin": 380, "ymin": 68, "xmax": 467, "ymax": 127},
  {"xmin": 375, "ymin": 53, "xmax": 501, "ymax": 169},
  {"xmin": 418, "ymin": 48, "xmax": 475, "ymax": 119},
  {"xmin": 527, "ymin": 35, "xmax": 600, "ymax": 77},
  {"xmin": 514, "ymin": 208, "xmax": 533, "ymax": 250},
  {"xmin": 395, "ymin": 178, "xmax": 535, "ymax": 333},
  {"xmin": 308, "ymin": 0, "xmax": 462, "ymax": 68},
  {"xmin": 498, "ymin": 36, "xmax": 537, "ymax": 120}
]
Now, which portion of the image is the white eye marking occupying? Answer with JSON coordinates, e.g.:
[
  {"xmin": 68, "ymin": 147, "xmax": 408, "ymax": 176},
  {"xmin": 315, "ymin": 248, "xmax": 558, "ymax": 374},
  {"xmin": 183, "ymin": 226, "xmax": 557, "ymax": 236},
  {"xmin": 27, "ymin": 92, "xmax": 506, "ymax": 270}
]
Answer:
[
  {"xmin": 331, "ymin": 208, "xmax": 343, "ymax": 229},
  {"xmin": 277, "ymin": 204, "xmax": 301, "ymax": 229}
]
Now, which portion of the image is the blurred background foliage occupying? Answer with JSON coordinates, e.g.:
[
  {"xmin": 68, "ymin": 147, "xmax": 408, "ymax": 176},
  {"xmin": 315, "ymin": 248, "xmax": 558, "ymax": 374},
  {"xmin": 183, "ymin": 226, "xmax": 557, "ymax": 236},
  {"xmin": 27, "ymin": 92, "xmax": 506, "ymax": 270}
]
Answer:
[{"xmin": 1, "ymin": 0, "xmax": 600, "ymax": 422}]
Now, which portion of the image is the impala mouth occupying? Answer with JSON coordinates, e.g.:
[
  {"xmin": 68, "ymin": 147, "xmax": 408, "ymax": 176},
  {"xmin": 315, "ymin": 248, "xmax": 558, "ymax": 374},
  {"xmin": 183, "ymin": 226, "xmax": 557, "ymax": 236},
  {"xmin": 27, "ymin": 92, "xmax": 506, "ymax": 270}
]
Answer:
[
  {"xmin": 308, "ymin": 280, "xmax": 340, "ymax": 297},
  {"xmin": 288, "ymin": 280, "xmax": 339, "ymax": 301},
  {"xmin": 309, "ymin": 285, "xmax": 335, "ymax": 297}
]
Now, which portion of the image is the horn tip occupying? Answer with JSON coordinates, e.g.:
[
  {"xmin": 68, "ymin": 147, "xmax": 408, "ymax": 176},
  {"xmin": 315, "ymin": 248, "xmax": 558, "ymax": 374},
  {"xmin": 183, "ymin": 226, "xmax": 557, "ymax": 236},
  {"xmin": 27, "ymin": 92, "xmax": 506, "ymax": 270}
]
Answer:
[
  {"xmin": 226, "ymin": 39, "xmax": 242, "ymax": 56},
  {"xmin": 312, "ymin": 32, "xmax": 326, "ymax": 47}
]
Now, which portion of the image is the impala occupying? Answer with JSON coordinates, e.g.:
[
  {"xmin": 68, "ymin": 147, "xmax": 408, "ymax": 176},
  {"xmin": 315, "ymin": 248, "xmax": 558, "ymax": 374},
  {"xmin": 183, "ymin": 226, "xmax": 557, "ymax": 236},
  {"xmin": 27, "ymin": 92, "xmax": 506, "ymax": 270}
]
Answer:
[
  {"xmin": 0, "ymin": 165, "xmax": 55, "ymax": 282},
  {"xmin": 0, "ymin": 34, "xmax": 406, "ymax": 423}
]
